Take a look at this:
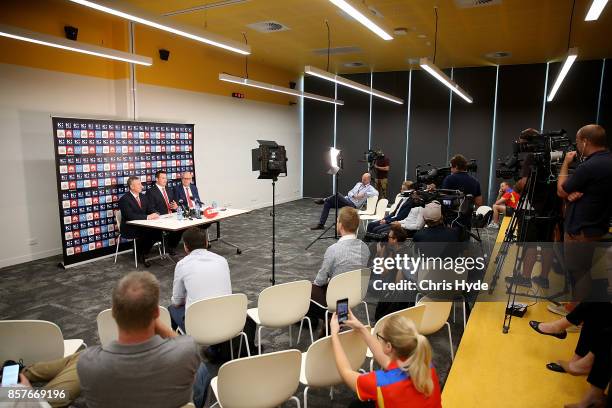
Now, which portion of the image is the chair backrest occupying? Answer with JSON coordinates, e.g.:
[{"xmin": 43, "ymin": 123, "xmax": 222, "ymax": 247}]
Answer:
[
  {"xmin": 363, "ymin": 195, "xmax": 378, "ymax": 213},
  {"xmin": 114, "ymin": 209, "xmax": 122, "ymax": 233},
  {"xmin": 97, "ymin": 306, "xmax": 172, "ymax": 347},
  {"xmin": 304, "ymin": 328, "xmax": 368, "ymax": 387},
  {"xmin": 416, "ymin": 296, "xmax": 453, "ymax": 335},
  {"xmin": 217, "ymin": 349, "xmax": 301, "ymax": 408},
  {"xmin": 185, "ymin": 294, "xmax": 248, "ymax": 345},
  {"xmin": 388, "ymin": 194, "xmax": 402, "ymax": 212},
  {"xmin": 0, "ymin": 320, "xmax": 65, "ymax": 365},
  {"xmin": 372, "ymin": 304, "xmax": 426, "ymax": 336},
  {"xmin": 473, "ymin": 205, "xmax": 493, "ymax": 227},
  {"xmin": 373, "ymin": 199, "xmax": 389, "ymax": 219},
  {"xmin": 326, "ymin": 269, "xmax": 367, "ymax": 311},
  {"xmin": 257, "ymin": 280, "xmax": 311, "ymax": 327}
]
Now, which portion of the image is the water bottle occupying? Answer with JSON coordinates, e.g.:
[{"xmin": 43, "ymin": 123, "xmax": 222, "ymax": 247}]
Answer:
[
  {"xmin": 194, "ymin": 201, "xmax": 201, "ymax": 219},
  {"xmin": 212, "ymin": 201, "xmax": 218, "ymax": 209},
  {"xmin": 177, "ymin": 206, "xmax": 184, "ymax": 220}
]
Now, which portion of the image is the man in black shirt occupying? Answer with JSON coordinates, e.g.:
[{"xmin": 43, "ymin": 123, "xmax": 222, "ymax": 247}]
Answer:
[
  {"xmin": 557, "ymin": 124, "xmax": 612, "ymax": 299},
  {"xmin": 441, "ymin": 154, "xmax": 483, "ymax": 207},
  {"xmin": 374, "ymin": 152, "xmax": 390, "ymax": 199}
]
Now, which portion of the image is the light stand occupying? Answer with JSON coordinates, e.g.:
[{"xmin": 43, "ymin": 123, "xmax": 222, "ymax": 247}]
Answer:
[{"xmin": 306, "ymin": 148, "xmax": 343, "ymax": 250}]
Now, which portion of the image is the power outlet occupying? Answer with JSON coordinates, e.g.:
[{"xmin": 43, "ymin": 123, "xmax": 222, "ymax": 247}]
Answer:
[{"xmin": 27, "ymin": 238, "xmax": 38, "ymax": 246}]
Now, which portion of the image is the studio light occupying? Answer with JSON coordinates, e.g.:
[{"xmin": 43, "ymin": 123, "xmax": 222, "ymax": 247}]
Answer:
[
  {"xmin": 419, "ymin": 58, "xmax": 473, "ymax": 103},
  {"xmin": 585, "ymin": 0, "xmax": 609, "ymax": 21},
  {"xmin": 68, "ymin": 0, "xmax": 251, "ymax": 55},
  {"xmin": 0, "ymin": 23, "xmax": 152, "ymax": 66},
  {"xmin": 328, "ymin": 0, "xmax": 393, "ymax": 40},
  {"xmin": 329, "ymin": 147, "xmax": 341, "ymax": 174},
  {"xmin": 219, "ymin": 73, "xmax": 344, "ymax": 105},
  {"xmin": 304, "ymin": 66, "xmax": 404, "ymax": 104},
  {"xmin": 547, "ymin": 48, "xmax": 578, "ymax": 102}
]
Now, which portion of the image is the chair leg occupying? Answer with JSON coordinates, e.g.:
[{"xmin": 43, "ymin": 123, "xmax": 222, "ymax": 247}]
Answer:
[
  {"xmin": 257, "ymin": 326, "xmax": 263, "ymax": 355},
  {"xmin": 230, "ymin": 338, "xmax": 234, "ymax": 360},
  {"xmin": 362, "ymin": 301, "xmax": 371, "ymax": 327},
  {"xmin": 304, "ymin": 317, "xmax": 314, "ymax": 345},
  {"xmin": 330, "ymin": 386, "xmax": 334, "ymax": 400},
  {"xmin": 415, "ymin": 292, "xmax": 422, "ymax": 303},
  {"xmin": 289, "ymin": 395, "xmax": 301, "ymax": 408},
  {"xmin": 297, "ymin": 319, "xmax": 304, "ymax": 344},
  {"xmin": 453, "ymin": 301, "xmax": 456, "ymax": 323},
  {"xmin": 325, "ymin": 311, "xmax": 330, "ymax": 337},
  {"xmin": 289, "ymin": 324, "xmax": 293, "ymax": 347},
  {"xmin": 445, "ymin": 321, "xmax": 454, "ymax": 360},
  {"xmin": 240, "ymin": 331, "xmax": 251, "ymax": 356},
  {"xmin": 133, "ymin": 240, "xmax": 138, "ymax": 268},
  {"xmin": 303, "ymin": 386, "xmax": 309, "ymax": 408},
  {"xmin": 114, "ymin": 235, "xmax": 121, "ymax": 263},
  {"xmin": 462, "ymin": 296, "xmax": 467, "ymax": 329}
]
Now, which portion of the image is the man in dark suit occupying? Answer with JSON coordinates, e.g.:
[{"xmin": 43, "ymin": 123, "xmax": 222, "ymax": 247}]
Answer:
[
  {"xmin": 118, "ymin": 176, "xmax": 160, "ymax": 267},
  {"xmin": 366, "ymin": 180, "xmax": 416, "ymax": 234},
  {"xmin": 147, "ymin": 170, "xmax": 181, "ymax": 255},
  {"xmin": 174, "ymin": 171, "xmax": 201, "ymax": 210}
]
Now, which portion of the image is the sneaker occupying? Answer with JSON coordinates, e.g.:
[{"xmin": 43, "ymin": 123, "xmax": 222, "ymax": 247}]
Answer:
[
  {"xmin": 310, "ymin": 224, "xmax": 324, "ymax": 230},
  {"xmin": 504, "ymin": 275, "xmax": 532, "ymax": 287},
  {"xmin": 487, "ymin": 222, "xmax": 500, "ymax": 229},
  {"xmin": 547, "ymin": 303, "xmax": 569, "ymax": 317},
  {"xmin": 314, "ymin": 199, "xmax": 324, "ymax": 205},
  {"xmin": 531, "ymin": 275, "xmax": 550, "ymax": 289}
]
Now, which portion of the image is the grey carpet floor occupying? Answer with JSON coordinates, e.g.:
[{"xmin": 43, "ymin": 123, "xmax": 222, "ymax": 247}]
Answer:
[{"xmin": 0, "ymin": 199, "xmax": 479, "ymax": 407}]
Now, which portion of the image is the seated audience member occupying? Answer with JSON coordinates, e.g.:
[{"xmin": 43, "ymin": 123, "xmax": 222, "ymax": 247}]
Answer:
[
  {"xmin": 392, "ymin": 195, "xmax": 426, "ymax": 237},
  {"xmin": 367, "ymin": 181, "xmax": 416, "ymax": 235},
  {"xmin": 413, "ymin": 201, "xmax": 458, "ymax": 243},
  {"xmin": 118, "ymin": 176, "xmax": 160, "ymax": 267},
  {"xmin": 529, "ymin": 302, "xmax": 612, "ymax": 408},
  {"xmin": 1, "ymin": 353, "xmax": 82, "ymax": 407},
  {"xmin": 330, "ymin": 311, "xmax": 442, "ymax": 408},
  {"xmin": 147, "ymin": 170, "xmax": 181, "ymax": 254},
  {"xmin": 311, "ymin": 173, "xmax": 378, "ymax": 230},
  {"xmin": 308, "ymin": 207, "xmax": 370, "ymax": 331},
  {"xmin": 168, "ymin": 227, "xmax": 232, "ymax": 333},
  {"xmin": 174, "ymin": 171, "xmax": 201, "ymax": 209},
  {"xmin": 488, "ymin": 181, "xmax": 519, "ymax": 229},
  {"xmin": 77, "ymin": 271, "xmax": 210, "ymax": 408}
]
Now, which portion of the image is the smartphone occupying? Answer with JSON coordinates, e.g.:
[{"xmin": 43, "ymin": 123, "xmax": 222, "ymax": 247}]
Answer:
[
  {"xmin": 1, "ymin": 364, "xmax": 19, "ymax": 386},
  {"xmin": 337, "ymin": 298, "xmax": 349, "ymax": 324}
]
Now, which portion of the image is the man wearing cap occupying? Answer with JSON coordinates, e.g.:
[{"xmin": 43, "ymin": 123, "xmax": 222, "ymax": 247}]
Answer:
[{"xmin": 413, "ymin": 201, "xmax": 459, "ymax": 243}]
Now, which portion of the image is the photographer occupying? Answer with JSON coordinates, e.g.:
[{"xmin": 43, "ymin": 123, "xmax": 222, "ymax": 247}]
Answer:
[
  {"xmin": 557, "ymin": 124, "xmax": 612, "ymax": 300},
  {"xmin": 373, "ymin": 151, "xmax": 390, "ymax": 199}
]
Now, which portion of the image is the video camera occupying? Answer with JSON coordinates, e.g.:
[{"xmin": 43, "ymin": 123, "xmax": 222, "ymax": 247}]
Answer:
[
  {"xmin": 496, "ymin": 129, "xmax": 575, "ymax": 180},
  {"xmin": 415, "ymin": 160, "xmax": 477, "ymax": 188},
  {"xmin": 364, "ymin": 149, "xmax": 383, "ymax": 167}
]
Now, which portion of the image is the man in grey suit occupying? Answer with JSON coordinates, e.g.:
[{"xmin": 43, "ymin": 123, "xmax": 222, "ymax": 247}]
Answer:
[{"xmin": 307, "ymin": 207, "xmax": 370, "ymax": 334}]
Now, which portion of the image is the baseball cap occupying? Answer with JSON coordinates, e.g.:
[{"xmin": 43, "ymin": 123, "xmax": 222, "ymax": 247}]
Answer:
[{"xmin": 422, "ymin": 201, "xmax": 442, "ymax": 222}]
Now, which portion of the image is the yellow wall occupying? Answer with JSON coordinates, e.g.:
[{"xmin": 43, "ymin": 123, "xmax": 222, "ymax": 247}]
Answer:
[{"xmin": 0, "ymin": 0, "xmax": 298, "ymax": 105}]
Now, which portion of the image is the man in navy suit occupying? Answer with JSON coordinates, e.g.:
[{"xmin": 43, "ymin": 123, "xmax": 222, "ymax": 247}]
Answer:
[
  {"xmin": 118, "ymin": 176, "xmax": 160, "ymax": 267},
  {"xmin": 174, "ymin": 171, "xmax": 201, "ymax": 209},
  {"xmin": 147, "ymin": 170, "xmax": 181, "ymax": 255},
  {"xmin": 366, "ymin": 181, "xmax": 416, "ymax": 234}
]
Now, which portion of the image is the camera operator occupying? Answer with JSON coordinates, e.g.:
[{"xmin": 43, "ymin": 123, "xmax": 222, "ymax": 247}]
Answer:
[
  {"xmin": 373, "ymin": 151, "xmax": 390, "ymax": 199},
  {"xmin": 366, "ymin": 181, "xmax": 414, "ymax": 235},
  {"xmin": 439, "ymin": 154, "xmax": 483, "ymax": 207},
  {"xmin": 557, "ymin": 124, "xmax": 612, "ymax": 299}
]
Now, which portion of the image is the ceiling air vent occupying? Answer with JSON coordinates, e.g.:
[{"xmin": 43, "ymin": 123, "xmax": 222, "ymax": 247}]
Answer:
[
  {"xmin": 312, "ymin": 46, "xmax": 362, "ymax": 56},
  {"xmin": 485, "ymin": 51, "xmax": 512, "ymax": 59},
  {"xmin": 344, "ymin": 62, "xmax": 365, "ymax": 68},
  {"xmin": 454, "ymin": 0, "xmax": 501, "ymax": 8},
  {"xmin": 246, "ymin": 21, "xmax": 290, "ymax": 33}
]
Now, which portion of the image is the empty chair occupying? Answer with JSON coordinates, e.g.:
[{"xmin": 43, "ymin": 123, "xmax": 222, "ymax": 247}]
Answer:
[
  {"xmin": 367, "ymin": 304, "xmax": 426, "ymax": 370},
  {"xmin": 186, "ymin": 294, "xmax": 250, "ymax": 359},
  {"xmin": 0, "ymin": 320, "xmax": 85, "ymax": 365},
  {"xmin": 385, "ymin": 193, "xmax": 403, "ymax": 214},
  {"xmin": 300, "ymin": 328, "xmax": 368, "ymax": 408},
  {"xmin": 247, "ymin": 280, "xmax": 314, "ymax": 355},
  {"xmin": 416, "ymin": 296, "xmax": 455, "ymax": 360},
  {"xmin": 310, "ymin": 269, "xmax": 370, "ymax": 336},
  {"xmin": 359, "ymin": 198, "xmax": 388, "ymax": 233},
  {"xmin": 97, "ymin": 306, "xmax": 172, "ymax": 347},
  {"xmin": 357, "ymin": 195, "xmax": 378, "ymax": 215},
  {"xmin": 113, "ymin": 209, "xmax": 138, "ymax": 268},
  {"xmin": 209, "ymin": 349, "xmax": 302, "ymax": 408}
]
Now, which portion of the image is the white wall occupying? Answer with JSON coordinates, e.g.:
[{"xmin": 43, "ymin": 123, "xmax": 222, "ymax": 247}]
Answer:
[{"xmin": 0, "ymin": 63, "xmax": 301, "ymax": 268}]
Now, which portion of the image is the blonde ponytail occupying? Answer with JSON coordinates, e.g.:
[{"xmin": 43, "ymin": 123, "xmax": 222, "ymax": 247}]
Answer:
[{"xmin": 382, "ymin": 315, "xmax": 434, "ymax": 396}]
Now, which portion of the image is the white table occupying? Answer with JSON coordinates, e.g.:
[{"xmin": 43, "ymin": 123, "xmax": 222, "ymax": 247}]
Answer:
[{"xmin": 128, "ymin": 208, "xmax": 249, "ymax": 255}]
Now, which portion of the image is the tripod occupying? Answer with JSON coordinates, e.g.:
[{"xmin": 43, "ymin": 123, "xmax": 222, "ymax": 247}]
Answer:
[
  {"xmin": 271, "ymin": 177, "xmax": 277, "ymax": 285},
  {"xmin": 305, "ymin": 171, "xmax": 341, "ymax": 250}
]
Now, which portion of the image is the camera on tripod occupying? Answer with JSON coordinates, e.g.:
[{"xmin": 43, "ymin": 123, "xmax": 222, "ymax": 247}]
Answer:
[
  {"xmin": 364, "ymin": 149, "xmax": 383, "ymax": 168},
  {"xmin": 496, "ymin": 129, "xmax": 575, "ymax": 180},
  {"xmin": 415, "ymin": 160, "xmax": 477, "ymax": 187}
]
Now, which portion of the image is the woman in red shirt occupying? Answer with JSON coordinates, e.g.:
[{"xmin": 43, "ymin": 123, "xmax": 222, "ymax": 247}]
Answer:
[{"xmin": 330, "ymin": 310, "xmax": 442, "ymax": 407}]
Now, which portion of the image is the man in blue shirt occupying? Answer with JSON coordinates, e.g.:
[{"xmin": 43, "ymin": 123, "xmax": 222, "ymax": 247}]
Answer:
[
  {"xmin": 311, "ymin": 173, "xmax": 378, "ymax": 230},
  {"xmin": 440, "ymin": 154, "xmax": 483, "ymax": 207}
]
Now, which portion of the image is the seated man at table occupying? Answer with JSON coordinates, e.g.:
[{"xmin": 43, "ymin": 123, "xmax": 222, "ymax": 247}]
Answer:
[
  {"xmin": 174, "ymin": 171, "xmax": 201, "ymax": 210},
  {"xmin": 310, "ymin": 173, "xmax": 378, "ymax": 230},
  {"xmin": 118, "ymin": 176, "xmax": 160, "ymax": 267},
  {"xmin": 307, "ymin": 207, "xmax": 370, "ymax": 333},
  {"xmin": 147, "ymin": 170, "xmax": 181, "ymax": 255}
]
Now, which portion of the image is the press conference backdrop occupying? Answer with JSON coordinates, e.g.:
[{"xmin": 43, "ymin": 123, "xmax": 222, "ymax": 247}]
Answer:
[{"xmin": 52, "ymin": 117, "xmax": 195, "ymax": 267}]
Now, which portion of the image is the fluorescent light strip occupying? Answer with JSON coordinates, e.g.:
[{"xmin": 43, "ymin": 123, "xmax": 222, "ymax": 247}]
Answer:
[
  {"xmin": 585, "ymin": 0, "xmax": 609, "ymax": 20},
  {"xmin": 305, "ymin": 66, "xmax": 404, "ymax": 104},
  {"xmin": 419, "ymin": 58, "xmax": 473, "ymax": 103},
  {"xmin": 547, "ymin": 48, "xmax": 578, "ymax": 102},
  {"xmin": 0, "ymin": 23, "xmax": 152, "ymax": 65},
  {"xmin": 69, "ymin": 0, "xmax": 250, "ymax": 55},
  {"xmin": 328, "ymin": 0, "xmax": 393, "ymax": 40},
  {"xmin": 219, "ymin": 73, "xmax": 344, "ymax": 105}
]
